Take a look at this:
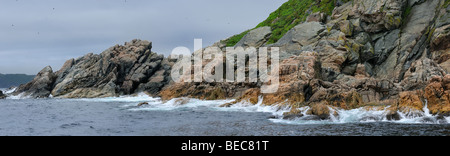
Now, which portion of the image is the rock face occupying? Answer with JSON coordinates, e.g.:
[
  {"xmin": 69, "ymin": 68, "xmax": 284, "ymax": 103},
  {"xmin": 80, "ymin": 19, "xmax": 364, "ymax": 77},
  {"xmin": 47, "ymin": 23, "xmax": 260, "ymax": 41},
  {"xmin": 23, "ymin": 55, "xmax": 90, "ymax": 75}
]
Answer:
[
  {"xmin": 51, "ymin": 39, "xmax": 164, "ymax": 98},
  {"xmin": 14, "ymin": 66, "xmax": 56, "ymax": 98},
  {"xmin": 395, "ymin": 74, "xmax": 450, "ymax": 116},
  {"xmin": 307, "ymin": 102, "xmax": 331, "ymax": 120},
  {"xmin": 376, "ymin": 0, "xmax": 440, "ymax": 82},
  {"xmin": 159, "ymin": 0, "xmax": 450, "ymax": 119},
  {"xmin": 424, "ymin": 75, "xmax": 450, "ymax": 115},
  {"xmin": 350, "ymin": 0, "xmax": 405, "ymax": 33},
  {"xmin": 235, "ymin": 26, "xmax": 272, "ymax": 48},
  {"xmin": 269, "ymin": 22, "xmax": 326, "ymax": 59},
  {"xmin": 15, "ymin": 39, "xmax": 173, "ymax": 98}
]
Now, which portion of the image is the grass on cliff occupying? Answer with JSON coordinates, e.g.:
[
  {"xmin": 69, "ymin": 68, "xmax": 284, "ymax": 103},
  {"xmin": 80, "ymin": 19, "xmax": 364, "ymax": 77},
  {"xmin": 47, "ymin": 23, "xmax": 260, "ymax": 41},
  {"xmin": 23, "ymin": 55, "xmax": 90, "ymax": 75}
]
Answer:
[{"xmin": 224, "ymin": 0, "xmax": 351, "ymax": 47}]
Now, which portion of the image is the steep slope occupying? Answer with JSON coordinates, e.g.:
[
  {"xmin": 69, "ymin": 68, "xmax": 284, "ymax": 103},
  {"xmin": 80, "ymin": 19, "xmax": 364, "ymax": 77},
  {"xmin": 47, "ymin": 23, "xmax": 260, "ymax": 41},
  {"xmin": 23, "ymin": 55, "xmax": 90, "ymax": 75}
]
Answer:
[
  {"xmin": 161, "ymin": 0, "xmax": 450, "ymax": 120},
  {"xmin": 223, "ymin": 0, "xmax": 352, "ymax": 47}
]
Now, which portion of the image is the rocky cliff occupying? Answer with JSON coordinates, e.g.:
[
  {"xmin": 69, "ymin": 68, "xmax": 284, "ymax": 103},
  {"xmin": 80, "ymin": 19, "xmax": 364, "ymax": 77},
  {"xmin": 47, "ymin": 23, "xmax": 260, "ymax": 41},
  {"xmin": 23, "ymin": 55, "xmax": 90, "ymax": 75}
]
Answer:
[
  {"xmin": 160, "ymin": 0, "xmax": 450, "ymax": 119},
  {"xmin": 14, "ymin": 39, "xmax": 173, "ymax": 98},
  {"xmin": 13, "ymin": 0, "xmax": 450, "ymax": 120}
]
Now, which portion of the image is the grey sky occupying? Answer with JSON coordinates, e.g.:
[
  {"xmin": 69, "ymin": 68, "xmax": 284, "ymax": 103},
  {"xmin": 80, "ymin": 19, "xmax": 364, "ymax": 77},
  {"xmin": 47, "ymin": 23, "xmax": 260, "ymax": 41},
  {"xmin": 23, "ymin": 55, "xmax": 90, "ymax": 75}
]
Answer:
[{"xmin": 0, "ymin": 0, "xmax": 287, "ymax": 75}]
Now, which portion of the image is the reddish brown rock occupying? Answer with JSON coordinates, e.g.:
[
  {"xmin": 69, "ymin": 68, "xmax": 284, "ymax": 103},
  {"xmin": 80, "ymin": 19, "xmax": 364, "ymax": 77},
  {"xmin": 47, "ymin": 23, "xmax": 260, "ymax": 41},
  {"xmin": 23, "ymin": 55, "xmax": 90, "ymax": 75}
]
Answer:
[
  {"xmin": 280, "ymin": 51, "xmax": 318, "ymax": 82},
  {"xmin": 282, "ymin": 109, "xmax": 304, "ymax": 120},
  {"xmin": 240, "ymin": 88, "xmax": 261, "ymax": 104},
  {"xmin": 328, "ymin": 90, "xmax": 363, "ymax": 110},
  {"xmin": 443, "ymin": 74, "xmax": 450, "ymax": 90},
  {"xmin": 307, "ymin": 102, "xmax": 331, "ymax": 120},
  {"xmin": 398, "ymin": 91, "xmax": 424, "ymax": 116},
  {"xmin": 424, "ymin": 78, "xmax": 450, "ymax": 115}
]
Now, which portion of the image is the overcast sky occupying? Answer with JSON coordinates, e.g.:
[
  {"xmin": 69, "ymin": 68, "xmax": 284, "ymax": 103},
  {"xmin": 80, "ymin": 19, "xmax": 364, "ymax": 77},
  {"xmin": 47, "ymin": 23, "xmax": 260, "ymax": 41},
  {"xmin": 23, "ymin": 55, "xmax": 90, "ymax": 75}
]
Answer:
[{"xmin": 0, "ymin": 0, "xmax": 286, "ymax": 75}]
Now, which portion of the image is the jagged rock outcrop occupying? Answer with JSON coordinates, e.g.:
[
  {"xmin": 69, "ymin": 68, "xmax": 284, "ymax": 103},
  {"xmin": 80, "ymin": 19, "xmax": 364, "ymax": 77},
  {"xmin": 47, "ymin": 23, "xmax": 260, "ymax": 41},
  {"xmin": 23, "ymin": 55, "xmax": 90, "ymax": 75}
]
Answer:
[
  {"xmin": 350, "ymin": 0, "xmax": 405, "ymax": 33},
  {"xmin": 15, "ymin": 39, "xmax": 172, "ymax": 98},
  {"xmin": 269, "ymin": 22, "xmax": 326, "ymax": 59},
  {"xmin": 397, "ymin": 90, "xmax": 424, "ymax": 117},
  {"xmin": 51, "ymin": 39, "xmax": 164, "ymax": 98},
  {"xmin": 393, "ymin": 74, "xmax": 450, "ymax": 117},
  {"xmin": 135, "ymin": 58, "xmax": 173, "ymax": 96},
  {"xmin": 235, "ymin": 26, "xmax": 272, "ymax": 48},
  {"xmin": 307, "ymin": 102, "xmax": 331, "ymax": 120},
  {"xmin": 14, "ymin": 66, "xmax": 56, "ymax": 98}
]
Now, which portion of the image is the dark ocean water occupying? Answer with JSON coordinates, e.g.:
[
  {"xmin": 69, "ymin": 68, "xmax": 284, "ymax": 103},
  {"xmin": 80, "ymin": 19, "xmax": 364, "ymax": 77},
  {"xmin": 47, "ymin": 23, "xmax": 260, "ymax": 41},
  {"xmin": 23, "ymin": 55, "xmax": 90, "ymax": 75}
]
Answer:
[{"xmin": 1, "ymin": 97, "xmax": 450, "ymax": 136}]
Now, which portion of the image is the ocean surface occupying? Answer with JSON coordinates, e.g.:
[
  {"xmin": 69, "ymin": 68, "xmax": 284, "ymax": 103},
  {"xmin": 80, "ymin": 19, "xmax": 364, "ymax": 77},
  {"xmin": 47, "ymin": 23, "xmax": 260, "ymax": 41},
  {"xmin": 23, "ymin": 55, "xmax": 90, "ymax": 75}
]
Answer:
[{"xmin": 1, "ymin": 88, "xmax": 450, "ymax": 136}]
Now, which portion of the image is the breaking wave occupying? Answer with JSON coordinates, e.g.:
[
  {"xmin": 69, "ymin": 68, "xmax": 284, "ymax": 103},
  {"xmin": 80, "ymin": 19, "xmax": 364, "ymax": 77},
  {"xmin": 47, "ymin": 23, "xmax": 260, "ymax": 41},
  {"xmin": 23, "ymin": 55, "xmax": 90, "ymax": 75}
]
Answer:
[
  {"xmin": 75, "ymin": 92, "xmax": 159, "ymax": 103},
  {"xmin": 100, "ymin": 94, "xmax": 449, "ymax": 124},
  {"xmin": 1, "ymin": 87, "xmax": 16, "ymax": 94},
  {"xmin": 1, "ymin": 87, "xmax": 31, "ymax": 99},
  {"xmin": 3, "ymin": 90, "xmax": 448, "ymax": 125},
  {"xmin": 271, "ymin": 103, "xmax": 450, "ymax": 125}
]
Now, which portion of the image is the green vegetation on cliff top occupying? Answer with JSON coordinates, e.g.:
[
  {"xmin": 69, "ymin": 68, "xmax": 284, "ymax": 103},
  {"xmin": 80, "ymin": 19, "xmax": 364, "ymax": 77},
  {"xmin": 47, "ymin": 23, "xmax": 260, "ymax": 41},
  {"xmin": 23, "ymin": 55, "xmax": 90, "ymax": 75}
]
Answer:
[{"xmin": 224, "ymin": 0, "xmax": 351, "ymax": 47}]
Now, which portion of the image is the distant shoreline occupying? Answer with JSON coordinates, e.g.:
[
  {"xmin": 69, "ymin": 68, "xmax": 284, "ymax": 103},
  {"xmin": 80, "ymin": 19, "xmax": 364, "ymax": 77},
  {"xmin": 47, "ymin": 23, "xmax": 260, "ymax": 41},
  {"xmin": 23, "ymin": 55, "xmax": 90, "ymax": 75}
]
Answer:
[{"xmin": 0, "ymin": 74, "xmax": 35, "ymax": 88}]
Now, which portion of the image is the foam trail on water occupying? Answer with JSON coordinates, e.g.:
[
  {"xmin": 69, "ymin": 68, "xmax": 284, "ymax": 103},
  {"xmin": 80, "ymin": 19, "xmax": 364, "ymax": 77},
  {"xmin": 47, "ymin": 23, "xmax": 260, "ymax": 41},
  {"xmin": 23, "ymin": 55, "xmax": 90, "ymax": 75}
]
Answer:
[
  {"xmin": 127, "ymin": 95, "xmax": 290, "ymax": 115},
  {"xmin": 272, "ymin": 103, "xmax": 449, "ymax": 125},
  {"xmin": 423, "ymin": 100, "xmax": 431, "ymax": 117},
  {"xmin": 75, "ymin": 92, "xmax": 159, "ymax": 103},
  {"xmin": 1, "ymin": 87, "xmax": 22, "ymax": 99},
  {"xmin": 9, "ymin": 91, "xmax": 444, "ymax": 125},
  {"xmin": 123, "ymin": 95, "xmax": 450, "ymax": 125},
  {"xmin": 3, "ymin": 87, "xmax": 43, "ymax": 99},
  {"xmin": 128, "ymin": 98, "xmax": 235, "ymax": 111},
  {"xmin": 6, "ymin": 92, "xmax": 31, "ymax": 100},
  {"xmin": 4, "ymin": 87, "xmax": 16, "ymax": 94},
  {"xmin": 214, "ymin": 96, "xmax": 290, "ymax": 116}
]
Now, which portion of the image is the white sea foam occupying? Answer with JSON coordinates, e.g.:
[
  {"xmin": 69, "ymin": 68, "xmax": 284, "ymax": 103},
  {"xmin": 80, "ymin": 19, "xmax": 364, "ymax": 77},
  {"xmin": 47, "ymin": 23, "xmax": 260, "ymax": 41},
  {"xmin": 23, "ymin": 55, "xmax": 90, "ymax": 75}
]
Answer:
[
  {"xmin": 1, "ymin": 87, "xmax": 32, "ymax": 99},
  {"xmin": 41, "ymin": 92, "xmax": 450, "ymax": 125},
  {"xmin": 272, "ymin": 103, "xmax": 450, "ymax": 125},
  {"xmin": 119, "ymin": 95, "xmax": 287, "ymax": 115},
  {"xmin": 1, "ymin": 87, "xmax": 16, "ymax": 94},
  {"xmin": 6, "ymin": 92, "xmax": 30, "ymax": 99},
  {"xmin": 213, "ymin": 96, "xmax": 290, "ymax": 116},
  {"xmin": 126, "ymin": 97, "xmax": 235, "ymax": 111},
  {"xmin": 75, "ymin": 92, "xmax": 160, "ymax": 103}
]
